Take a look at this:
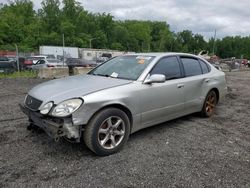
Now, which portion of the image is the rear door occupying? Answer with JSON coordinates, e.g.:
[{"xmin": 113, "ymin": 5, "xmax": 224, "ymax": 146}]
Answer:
[{"xmin": 178, "ymin": 56, "xmax": 208, "ymax": 113}]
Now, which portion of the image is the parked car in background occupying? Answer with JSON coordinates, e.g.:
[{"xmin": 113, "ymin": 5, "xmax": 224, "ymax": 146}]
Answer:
[
  {"xmin": 29, "ymin": 59, "xmax": 64, "ymax": 71},
  {"xmin": 20, "ymin": 53, "xmax": 227, "ymax": 156},
  {"xmin": 0, "ymin": 56, "xmax": 15, "ymax": 73},
  {"xmin": 27, "ymin": 55, "xmax": 52, "ymax": 65},
  {"xmin": 96, "ymin": 56, "xmax": 109, "ymax": 64},
  {"xmin": 4, "ymin": 55, "xmax": 16, "ymax": 62},
  {"xmin": 66, "ymin": 58, "xmax": 97, "ymax": 68},
  {"xmin": 23, "ymin": 57, "xmax": 34, "ymax": 70},
  {"xmin": 23, "ymin": 56, "xmax": 49, "ymax": 70}
]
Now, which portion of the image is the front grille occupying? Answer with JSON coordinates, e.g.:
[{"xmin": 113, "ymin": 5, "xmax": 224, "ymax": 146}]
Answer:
[{"xmin": 25, "ymin": 95, "xmax": 42, "ymax": 111}]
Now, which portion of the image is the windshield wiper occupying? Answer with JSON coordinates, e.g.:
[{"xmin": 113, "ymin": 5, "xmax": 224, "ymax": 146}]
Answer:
[
  {"xmin": 90, "ymin": 73, "xmax": 132, "ymax": 80},
  {"xmin": 91, "ymin": 73, "xmax": 111, "ymax": 77},
  {"xmin": 116, "ymin": 76, "xmax": 132, "ymax": 80}
]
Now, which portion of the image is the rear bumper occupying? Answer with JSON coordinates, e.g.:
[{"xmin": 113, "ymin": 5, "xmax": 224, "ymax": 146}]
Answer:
[{"xmin": 19, "ymin": 103, "xmax": 81, "ymax": 141}]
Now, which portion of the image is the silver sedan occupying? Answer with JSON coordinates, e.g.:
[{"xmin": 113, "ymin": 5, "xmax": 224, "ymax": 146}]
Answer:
[{"xmin": 20, "ymin": 53, "xmax": 227, "ymax": 156}]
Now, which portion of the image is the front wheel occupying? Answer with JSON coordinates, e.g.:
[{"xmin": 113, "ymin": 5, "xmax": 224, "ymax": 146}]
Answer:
[
  {"xmin": 84, "ymin": 108, "xmax": 130, "ymax": 156},
  {"xmin": 201, "ymin": 90, "xmax": 218, "ymax": 117}
]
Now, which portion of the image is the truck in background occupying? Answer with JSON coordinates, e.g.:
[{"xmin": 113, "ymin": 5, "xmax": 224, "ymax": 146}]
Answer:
[{"xmin": 39, "ymin": 46, "xmax": 79, "ymax": 59}]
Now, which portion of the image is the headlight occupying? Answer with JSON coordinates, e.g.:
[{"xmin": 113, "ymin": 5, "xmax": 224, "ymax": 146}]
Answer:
[
  {"xmin": 51, "ymin": 99, "xmax": 83, "ymax": 117},
  {"xmin": 40, "ymin": 102, "xmax": 53, "ymax": 115}
]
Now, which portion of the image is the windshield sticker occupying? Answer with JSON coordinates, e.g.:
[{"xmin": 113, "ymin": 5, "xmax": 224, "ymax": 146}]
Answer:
[
  {"xmin": 110, "ymin": 72, "xmax": 118, "ymax": 78},
  {"xmin": 136, "ymin": 56, "xmax": 152, "ymax": 60},
  {"xmin": 138, "ymin": 59, "xmax": 145, "ymax": 64}
]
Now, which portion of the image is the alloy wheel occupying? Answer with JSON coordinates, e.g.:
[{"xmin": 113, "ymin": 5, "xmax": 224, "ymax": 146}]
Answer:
[
  {"xmin": 98, "ymin": 116, "xmax": 125, "ymax": 149},
  {"xmin": 205, "ymin": 93, "xmax": 216, "ymax": 115}
]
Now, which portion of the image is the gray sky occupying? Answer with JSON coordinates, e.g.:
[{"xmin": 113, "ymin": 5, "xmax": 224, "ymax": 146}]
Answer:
[{"xmin": 1, "ymin": 0, "xmax": 250, "ymax": 39}]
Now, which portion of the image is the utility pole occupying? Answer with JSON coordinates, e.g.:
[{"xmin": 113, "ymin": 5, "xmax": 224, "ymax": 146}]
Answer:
[
  {"xmin": 89, "ymin": 38, "xmax": 97, "ymax": 49},
  {"xmin": 14, "ymin": 44, "xmax": 20, "ymax": 73},
  {"xmin": 62, "ymin": 34, "xmax": 65, "ymax": 66},
  {"xmin": 212, "ymin": 29, "xmax": 217, "ymax": 55}
]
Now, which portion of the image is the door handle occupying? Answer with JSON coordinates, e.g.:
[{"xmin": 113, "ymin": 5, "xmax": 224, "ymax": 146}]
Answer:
[
  {"xmin": 204, "ymin": 79, "xmax": 210, "ymax": 83},
  {"xmin": 177, "ymin": 84, "xmax": 184, "ymax": 88}
]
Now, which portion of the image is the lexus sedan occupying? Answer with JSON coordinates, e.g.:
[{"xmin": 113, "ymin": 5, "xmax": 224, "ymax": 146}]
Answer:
[{"xmin": 20, "ymin": 53, "xmax": 227, "ymax": 156}]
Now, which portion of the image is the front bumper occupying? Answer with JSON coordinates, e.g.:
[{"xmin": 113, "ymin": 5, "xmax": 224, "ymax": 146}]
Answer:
[{"xmin": 20, "ymin": 103, "xmax": 81, "ymax": 141}]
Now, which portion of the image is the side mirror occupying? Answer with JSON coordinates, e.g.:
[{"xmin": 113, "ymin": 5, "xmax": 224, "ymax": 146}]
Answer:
[{"xmin": 144, "ymin": 74, "xmax": 166, "ymax": 84}]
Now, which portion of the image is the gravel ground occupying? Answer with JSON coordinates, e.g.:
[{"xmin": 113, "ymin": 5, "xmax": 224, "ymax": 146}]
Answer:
[{"xmin": 0, "ymin": 72, "xmax": 249, "ymax": 187}]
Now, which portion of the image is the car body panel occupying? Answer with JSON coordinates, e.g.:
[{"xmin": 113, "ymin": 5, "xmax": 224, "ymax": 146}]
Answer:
[{"xmin": 28, "ymin": 74, "xmax": 132, "ymax": 106}]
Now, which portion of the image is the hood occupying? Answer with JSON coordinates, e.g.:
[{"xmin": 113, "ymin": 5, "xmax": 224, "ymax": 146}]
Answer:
[{"xmin": 29, "ymin": 74, "xmax": 132, "ymax": 104}]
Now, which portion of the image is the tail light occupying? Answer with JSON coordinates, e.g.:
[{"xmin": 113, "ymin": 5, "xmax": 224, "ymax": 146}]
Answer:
[{"xmin": 24, "ymin": 60, "xmax": 33, "ymax": 65}]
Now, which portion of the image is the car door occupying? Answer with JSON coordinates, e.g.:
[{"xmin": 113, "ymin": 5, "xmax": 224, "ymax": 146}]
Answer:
[
  {"xmin": 178, "ymin": 56, "xmax": 207, "ymax": 113},
  {"xmin": 140, "ymin": 56, "xmax": 185, "ymax": 128}
]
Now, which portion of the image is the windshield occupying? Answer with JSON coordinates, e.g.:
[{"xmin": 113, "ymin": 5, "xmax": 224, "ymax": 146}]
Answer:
[{"xmin": 88, "ymin": 55, "xmax": 154, "ymax": 80}]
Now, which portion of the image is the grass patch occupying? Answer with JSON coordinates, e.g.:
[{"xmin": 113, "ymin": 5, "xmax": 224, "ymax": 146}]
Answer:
[{"xmin": 0, "ymin": 71, "xmax": 37, "ymax": 78}]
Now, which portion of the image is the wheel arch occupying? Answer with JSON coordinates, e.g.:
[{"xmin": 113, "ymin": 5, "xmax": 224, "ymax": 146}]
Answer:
[
  {"xmin": 87, "ymin": 103, "xmax": 133, "ymax": 133},
  {"xmin": 210, "ymin": 88, "xmax": 220, "ymax": 103}
]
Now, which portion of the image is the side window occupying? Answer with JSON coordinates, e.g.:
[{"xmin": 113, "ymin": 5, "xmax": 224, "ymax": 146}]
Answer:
[
  {"xmin": 39, "ymin": 60, "xmax": 45, "ymax": 64},
  {"xmin": 199, "ymin": 60, "xmax": 210, "ymax": 74},
  {"xmin": 181, "ymin": 57, "xmax": 202, "ymax": 77},
  {"xmin": 150, "ymin": 56, "xmax": 181, "ymax": 80}
]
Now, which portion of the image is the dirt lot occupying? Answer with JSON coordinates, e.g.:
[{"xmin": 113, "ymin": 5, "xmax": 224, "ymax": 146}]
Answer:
[{"xmin": 0, "ymin": 71, "xmax": 249, "ymax": 187}]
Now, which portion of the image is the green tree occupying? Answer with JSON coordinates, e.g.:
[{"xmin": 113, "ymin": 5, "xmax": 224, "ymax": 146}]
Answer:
[
  {"xmin": 40, "ymin": 0, "xmax": 61, "ymax": 33},
  {"xmin": 0, "ymin": 0, "xmax": 36, "ymax": 50}
]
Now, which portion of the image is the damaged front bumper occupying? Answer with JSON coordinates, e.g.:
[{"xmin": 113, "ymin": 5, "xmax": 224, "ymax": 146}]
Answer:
[{"xmin": 19, "ymin": 103, "xmax": 81, "ymax": 142}]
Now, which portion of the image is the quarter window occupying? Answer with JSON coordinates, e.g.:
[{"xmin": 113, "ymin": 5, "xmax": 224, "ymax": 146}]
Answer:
[
  {"xmin": 150, "ymin": 56, "xmax": 181, "ymax": 80},
  {"xmin": 181, "ymin": 57, "xmax": 202, "ymax": 77},
  {"xmin": 199, "ymin": 60, "xmax": 210, "ymax": 74}
]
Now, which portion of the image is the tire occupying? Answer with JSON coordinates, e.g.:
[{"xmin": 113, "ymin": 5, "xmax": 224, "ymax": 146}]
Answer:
[
  {"xmin": 84, "ymin": 108, "xmax": 130, "ymax": 156},
  {"xmin": 201, "ymin": 90, "xmax": 218, "ymax": 117}
]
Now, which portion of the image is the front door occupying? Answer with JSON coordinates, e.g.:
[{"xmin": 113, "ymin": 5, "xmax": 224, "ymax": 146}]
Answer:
[{"xmin": 139, "ymin": 56, "xmax": 185, "ymax": 128}]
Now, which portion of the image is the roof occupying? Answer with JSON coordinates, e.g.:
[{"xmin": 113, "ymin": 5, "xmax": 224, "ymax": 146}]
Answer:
[{"xmin": 124, "ymin": 52, "xmax": 198, "ymax": 57}]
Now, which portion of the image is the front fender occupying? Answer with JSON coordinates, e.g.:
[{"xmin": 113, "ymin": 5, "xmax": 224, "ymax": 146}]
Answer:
[{"xmin": 71, "ymin": 82, "xmax": 142, "ymax": 127}]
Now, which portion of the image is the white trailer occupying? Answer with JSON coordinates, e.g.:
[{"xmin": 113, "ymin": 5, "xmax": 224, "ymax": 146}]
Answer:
[
  {"xmin": 79, "ymin": 48, "xmax": 126, "ymax": 61},
  {"xmin": 39, "ymin": 46, "xmax": 79, "ymax": 59}
]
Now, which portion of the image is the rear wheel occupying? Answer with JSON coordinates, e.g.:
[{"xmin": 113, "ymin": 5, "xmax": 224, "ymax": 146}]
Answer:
[
  {"xmin": 201, "ymin": 90, "xmax": 217, "ymax": 117},
  {"xmin": 84, "ymin": 108, "xmax": 130, "ymax": 156}
]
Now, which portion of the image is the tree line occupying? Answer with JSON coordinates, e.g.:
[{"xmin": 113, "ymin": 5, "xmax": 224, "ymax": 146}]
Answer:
[{"xmin": 0, "ymin": 0, "xmax": 250, "ymax": 59}]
